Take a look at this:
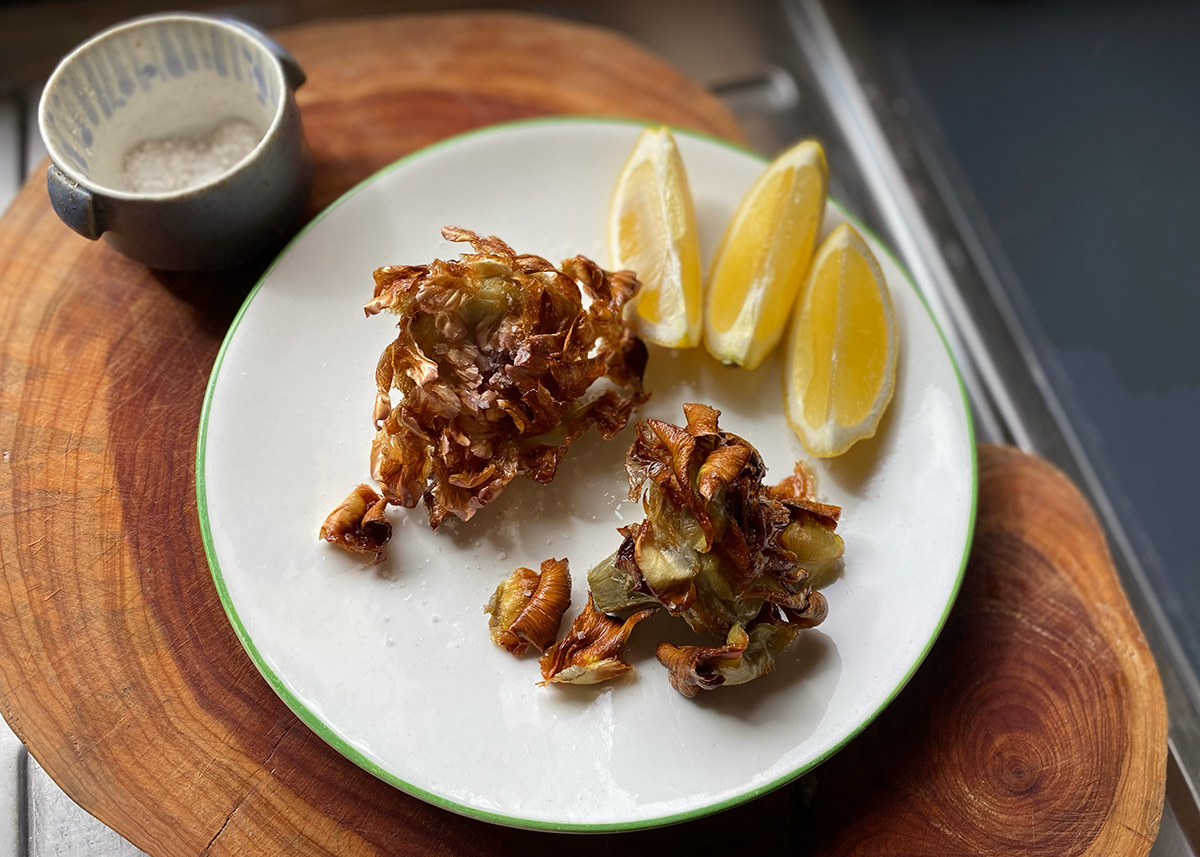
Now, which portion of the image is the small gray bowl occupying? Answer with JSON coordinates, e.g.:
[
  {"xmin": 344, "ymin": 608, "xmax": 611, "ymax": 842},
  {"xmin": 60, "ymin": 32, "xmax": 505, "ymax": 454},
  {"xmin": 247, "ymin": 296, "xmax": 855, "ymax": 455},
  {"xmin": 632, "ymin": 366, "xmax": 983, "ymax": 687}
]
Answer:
[{"xmin": 39, "ymin": 13, "xmax": 313, "ymax": 271}]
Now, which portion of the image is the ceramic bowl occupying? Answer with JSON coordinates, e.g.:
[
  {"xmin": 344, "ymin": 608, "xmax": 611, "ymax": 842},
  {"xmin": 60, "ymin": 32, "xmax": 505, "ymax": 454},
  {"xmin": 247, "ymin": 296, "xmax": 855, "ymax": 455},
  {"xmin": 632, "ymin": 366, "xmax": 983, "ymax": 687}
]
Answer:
[{"xmin": 39, "ymin": 13, "xmax": 312, "ymax": 271}]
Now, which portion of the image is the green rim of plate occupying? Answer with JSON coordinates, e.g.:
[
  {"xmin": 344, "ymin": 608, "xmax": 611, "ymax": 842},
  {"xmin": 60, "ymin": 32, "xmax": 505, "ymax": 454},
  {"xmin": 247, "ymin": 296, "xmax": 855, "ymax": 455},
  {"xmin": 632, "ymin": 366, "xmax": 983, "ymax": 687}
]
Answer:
[{"xmin": 195, "ymin": 115, "xmax": 979, "ymax": 834}]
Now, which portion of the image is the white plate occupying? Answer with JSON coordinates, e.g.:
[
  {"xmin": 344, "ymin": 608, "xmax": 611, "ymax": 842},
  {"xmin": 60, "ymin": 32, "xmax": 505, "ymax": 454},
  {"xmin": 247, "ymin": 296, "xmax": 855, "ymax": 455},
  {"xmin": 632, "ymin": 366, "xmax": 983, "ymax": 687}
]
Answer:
[{"xmin": 198, "ymin": 118, "xmax": 976, "ymax": 832}]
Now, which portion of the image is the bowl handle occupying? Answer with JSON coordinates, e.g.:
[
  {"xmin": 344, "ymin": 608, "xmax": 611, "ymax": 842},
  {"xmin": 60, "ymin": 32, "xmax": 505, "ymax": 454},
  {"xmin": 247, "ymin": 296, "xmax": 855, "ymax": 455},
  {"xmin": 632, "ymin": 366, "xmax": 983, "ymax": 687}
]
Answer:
[
  {"xmin": 46, "ymin": 164, "xmax": 106, "ymax": 241},
  {"xmin": 220, "ymin": 17, "xmax": 306, "ymax": 91}
]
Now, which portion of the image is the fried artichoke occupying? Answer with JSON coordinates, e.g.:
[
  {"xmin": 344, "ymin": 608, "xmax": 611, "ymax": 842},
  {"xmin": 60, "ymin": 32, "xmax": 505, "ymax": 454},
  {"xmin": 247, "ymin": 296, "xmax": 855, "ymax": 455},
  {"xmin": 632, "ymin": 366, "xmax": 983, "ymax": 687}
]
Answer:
[
  {"xmin": 587, "ymin": 403, "xmax": 843, "ymax": 695},
  {"xmin": 657, "ymin": 607, "xmax": 802, "ymax": 697},
  {"xmin": 319, "ymin": 484, "xmax": 392, "ymax": 564},
  {"xmin": 485, "ymin": 558, "xmax": 572, "ymax": 656},
  {"xmin": 539, "ymin": 595, "xmax": 657, "ymax": 685},
  {"xmin": 365, "ymin": 227, "xmax": 649, "ymax": 529}
]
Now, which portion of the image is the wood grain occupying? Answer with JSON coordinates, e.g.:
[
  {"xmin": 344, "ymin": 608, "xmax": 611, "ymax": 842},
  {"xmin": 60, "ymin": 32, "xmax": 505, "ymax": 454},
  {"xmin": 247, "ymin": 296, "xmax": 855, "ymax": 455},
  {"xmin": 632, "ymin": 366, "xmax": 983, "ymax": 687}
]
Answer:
[
  {"xmin": 0, "ymin": 10, "xmax": 1165, "ymax": 857},
  {"xmin": 802, "ymin": 446, "xmax": 1167, "ymax": 856}
]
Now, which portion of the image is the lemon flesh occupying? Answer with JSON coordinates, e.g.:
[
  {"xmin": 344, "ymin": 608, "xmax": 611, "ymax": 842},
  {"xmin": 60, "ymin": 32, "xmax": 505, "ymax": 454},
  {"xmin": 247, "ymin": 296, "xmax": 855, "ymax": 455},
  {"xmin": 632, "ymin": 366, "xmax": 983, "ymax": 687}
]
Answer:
[
  {"xmin": 784, "ymin": 223, "xmax": 897, "ymax": 457},
  {"xmin": 609, "ymin": 128, "xmax": 702, "ymax": 348},
  {"xmin": 704, "ymin": 139, "xmax": 827, "ymax": 369}
]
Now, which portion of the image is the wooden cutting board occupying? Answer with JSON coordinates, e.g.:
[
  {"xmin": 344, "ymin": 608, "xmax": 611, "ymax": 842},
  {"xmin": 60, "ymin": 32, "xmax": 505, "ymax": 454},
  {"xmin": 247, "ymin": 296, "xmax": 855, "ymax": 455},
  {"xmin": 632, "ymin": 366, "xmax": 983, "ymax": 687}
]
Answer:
[{"xmin": 0, "ymin": 11, "xmax": 1166, "ymax": 856}]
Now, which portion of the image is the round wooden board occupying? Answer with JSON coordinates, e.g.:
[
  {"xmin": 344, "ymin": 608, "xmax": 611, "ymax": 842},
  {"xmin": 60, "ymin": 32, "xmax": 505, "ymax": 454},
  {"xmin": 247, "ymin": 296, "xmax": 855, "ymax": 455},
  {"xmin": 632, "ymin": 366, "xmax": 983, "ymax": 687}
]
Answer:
[
  {"xmin": 803, "ymin": 446, "xmax": 1167, "ymax": 856},
  {"xmin": 0, "ymin": 11, "xmax": 1165, "ymax": 856}
]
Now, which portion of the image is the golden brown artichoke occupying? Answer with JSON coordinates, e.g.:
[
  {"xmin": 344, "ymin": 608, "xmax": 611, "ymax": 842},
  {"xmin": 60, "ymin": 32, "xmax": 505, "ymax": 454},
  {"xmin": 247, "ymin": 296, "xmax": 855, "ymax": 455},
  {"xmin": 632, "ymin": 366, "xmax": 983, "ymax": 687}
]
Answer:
[
  {"xmin": 318, "ymin": 484, "xmax": 392, "ymax": 564},
  {"xmin": 366, "ymin": 227, "xmax": 649, "ymax": 529},
  {"xmin": 587, "ymin": 403, "xmax": 843, "ymax": 695},
  {"xmin": 485, "ymin": 558, "xmax": 572, "ymax": 656},
  {"xmin": 539, "ymin": 595, "xmax": 657, "ymax": 685},
  {"xmin": 656, "ymin": 606, "xmax": 804, "ymax": 697}
]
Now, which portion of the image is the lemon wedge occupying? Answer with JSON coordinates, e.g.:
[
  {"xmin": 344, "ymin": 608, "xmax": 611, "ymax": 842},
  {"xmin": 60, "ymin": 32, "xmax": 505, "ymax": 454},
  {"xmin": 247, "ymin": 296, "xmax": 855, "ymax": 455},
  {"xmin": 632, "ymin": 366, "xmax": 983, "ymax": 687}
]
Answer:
[
  {"xmin": 704, "ymin": 139, "xmax": 827, "ymax": 369},
  {"xmin": 784, "ymin": 223, "xmax": 898, "ymax": 457},
  {"xmin": 608, "ymin": 127, "xmax": 702, "ymax": 348}
]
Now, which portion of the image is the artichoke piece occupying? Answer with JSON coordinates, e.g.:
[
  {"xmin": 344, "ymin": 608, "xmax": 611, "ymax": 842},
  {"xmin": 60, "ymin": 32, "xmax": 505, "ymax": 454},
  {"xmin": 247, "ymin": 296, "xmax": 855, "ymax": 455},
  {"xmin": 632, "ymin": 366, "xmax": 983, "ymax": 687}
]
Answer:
[
  {"xmin": 741, "ymin": 578, "xmax": 829, "ymax": 628},
  {"xmin": 319, "ymin": 484, "xmax": 392, "ymax": 564},
  {"xmin": 657, "ymin": 624, "xmax": 750, "ymax": 697},
  {"xmin": 657, "ymin": 609, "xmax": 803, "ymax": 697},
  {"xmin": 539, "ymin": 595, "xmax": 657, "ymax": 685},
  {"xmin": 633, "ymin": 520, "xmax": 700, "ymax": 611},
  {"xmin": 604, "ymin": 403, "xmax": 843, "ymax": 695},
  {"xmin": 770, "ymin": 460, "xmax": 844, "ymax": 526},
  {"xmin": 767, "ymin": 460, "xmax": 819, "ymax": 504},
  {"xmin": 586, "ymin": 552, "xmax": 660, "ymax": 614},
  {"xmin": 485, "ymin": 558, "xmax": 572, "ymax": 656},
  {"xmin": 364, "ymin": 226, "xmax": 649, "ymax": 529},
  {"xmin": 680, "ymin": 553, "xmax": 763, "ymax": 634},
  {"xmin": 620, "ymin": 404, "xmax": 838, "ymax": 635},
  {"xmin": 778, "ymin": 512, "xmax": 845, "ymax": 583},
  {"xmin": 769, "ymin": 462, "xmax": 845, "ymax": 584},
  {"xmin": 717, "ymin": 618, "xmax": 802, "ymax": 685}
]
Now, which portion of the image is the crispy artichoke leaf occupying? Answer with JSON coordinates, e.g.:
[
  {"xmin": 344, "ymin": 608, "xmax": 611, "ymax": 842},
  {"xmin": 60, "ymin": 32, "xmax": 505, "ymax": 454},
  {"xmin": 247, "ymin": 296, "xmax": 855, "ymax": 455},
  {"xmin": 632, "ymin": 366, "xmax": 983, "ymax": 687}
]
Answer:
[
  {"xmin": 542, "ymin": 658, "xmax": 633, "ymax": 686},
  {"xmin": 319, "ymin": 484, "xmax": 392, "ymax": 564},
  {"xmin": 656, "ymin": 624, "xmax": 750, "ymax": 697},
  {"xmin": 485, "ymin": 558, "xmax": 572, "ymax": 656},
  {"xmin": 539, "ymin": 595, "xmax": 656, "ymax": 686},
  {"xmin": 711, "ymin": 617, "xmax": 801, "ymax": 688},
  {"xmin": 657, "ymin": 613, "xmax": 804, "ymax": 697},
  {"xmin": 770, "ymin": 461, "xmax": 842, "ymax": 524},
  {"xmin": 767, "ymin": 460, "xmax": 818, "ymax": 503},
  {"xmin": 697, "ymin": 443, "xmax": 751, "ymax": 501}
]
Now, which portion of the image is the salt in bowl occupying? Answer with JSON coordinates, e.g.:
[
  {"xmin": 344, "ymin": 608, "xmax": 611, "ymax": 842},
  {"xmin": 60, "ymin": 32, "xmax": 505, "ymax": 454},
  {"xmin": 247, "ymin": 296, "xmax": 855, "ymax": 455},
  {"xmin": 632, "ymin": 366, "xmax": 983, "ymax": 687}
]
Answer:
[{"xmin": 39, "ymin": 13, "xmax": 312, "ymax": 271}]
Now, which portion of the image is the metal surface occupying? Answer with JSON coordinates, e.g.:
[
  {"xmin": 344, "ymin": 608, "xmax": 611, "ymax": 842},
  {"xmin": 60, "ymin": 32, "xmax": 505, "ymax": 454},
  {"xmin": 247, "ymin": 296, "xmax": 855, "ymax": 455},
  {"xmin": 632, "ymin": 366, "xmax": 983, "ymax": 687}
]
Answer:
[
  {"xmin": 0, "ymin": 0, "xmax": 1194, "ymax": 851},
  {"xmin": 0, "ymin": 96, "xmax": 20, "ymax": 213},
  {"xmin": 26, "ymin": 759, "xmax": 148, "ymax": 857},
  {"xmin": 0, "ymin": 726, "xmax": 21, "ymax": 857}
]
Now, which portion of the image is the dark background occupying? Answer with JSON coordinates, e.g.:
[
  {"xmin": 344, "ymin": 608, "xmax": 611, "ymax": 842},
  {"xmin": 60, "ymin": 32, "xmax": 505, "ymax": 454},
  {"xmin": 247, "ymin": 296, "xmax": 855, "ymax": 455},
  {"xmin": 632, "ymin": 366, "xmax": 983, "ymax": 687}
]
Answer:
[{"xmin": 860, "ymin": 0, "xmax": 1200, "ymax": 674}]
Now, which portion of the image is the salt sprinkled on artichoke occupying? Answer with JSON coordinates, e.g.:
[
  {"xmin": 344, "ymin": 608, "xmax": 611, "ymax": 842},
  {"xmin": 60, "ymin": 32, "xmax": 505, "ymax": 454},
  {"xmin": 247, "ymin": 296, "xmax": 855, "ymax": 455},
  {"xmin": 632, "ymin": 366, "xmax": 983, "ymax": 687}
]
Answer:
[{"xmin": 366, "ymin": 227, "xmax": 649, "ymax": 530}]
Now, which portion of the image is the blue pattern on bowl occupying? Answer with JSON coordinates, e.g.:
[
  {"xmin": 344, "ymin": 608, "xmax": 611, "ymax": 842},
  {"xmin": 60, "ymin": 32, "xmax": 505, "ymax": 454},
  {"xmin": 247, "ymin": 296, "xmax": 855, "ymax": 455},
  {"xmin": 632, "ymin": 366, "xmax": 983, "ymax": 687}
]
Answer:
[
  {"xmin": 41, "ymin": 17, "xmax": 282, "ymax": 185},
  {"xmin": 39, "ymin": 13, "xmax": 311, "ymax": 271}
]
